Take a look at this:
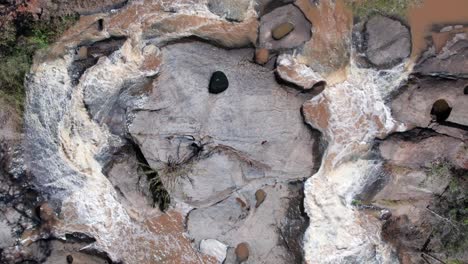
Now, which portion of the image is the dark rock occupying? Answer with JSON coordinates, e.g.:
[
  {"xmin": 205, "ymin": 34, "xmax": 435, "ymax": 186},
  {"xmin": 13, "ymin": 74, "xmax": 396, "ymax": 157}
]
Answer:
[
  {"xmin": 415, "ymin": 36, "xmax": 468, "ymax": 78},
  {"xmin": 272, "ymin": 22, "xmax": 294, "ymax": 40},
  {"xmin": 208, "ymin": 71, "xmax": 229, "ymax": 94},
  {"xmin": 235, "ymin": 242, "xmax": 249, "ymax": 262},
  {"xmin": 255, "ymin": 0, "xmax": 294, "ymax": 16},
  {"xmin": 379, "ymin": 209, "xmax": 391, "ymax": 221},
  {"xmin": 66, "ymin": 254, "xmax": 74, "ymax": 263},
  {"xmin": 364, "ymin": 15, "xmax": 411, "ymax": 67},
  {"xmin": 258, "ymin": 4, "xmax": 311, "ymax": 50},
  {"xmin": 255, "ymin": 189, "xmax": 266, "ymax": 208}
]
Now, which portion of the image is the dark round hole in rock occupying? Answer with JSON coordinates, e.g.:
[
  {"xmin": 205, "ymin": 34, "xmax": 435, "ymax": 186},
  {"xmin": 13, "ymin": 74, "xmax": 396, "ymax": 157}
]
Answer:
[
  {"xmin": 464, "ymin": 85, "xmax": 468, "ymax": 95},
  {"xmin": 431, "ymin": 99, "xmax": 452, "ymax": 122},
  {"xmin": 66, "ymin": 255, "xmax": 74, "ymax": 263},
  {"xmin": 208, "ymin": 71, "xmax": 229, "ymax": 94},
  {"xmin": 98, "ymin": 19, "xmax": 104, "ymax": 31}
]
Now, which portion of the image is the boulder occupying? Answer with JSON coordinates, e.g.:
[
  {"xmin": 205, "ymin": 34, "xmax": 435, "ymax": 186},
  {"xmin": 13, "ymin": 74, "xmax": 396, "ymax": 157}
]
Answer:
[
  {"xmin": 365, "ymin": 15, "xmax": 411, "ymax": 67},
  {"xmin": 207, "ymin": 0, "xmax": 251, "ymax": 22},
  {"xmin": 258, "ymin": 4, "xmax": 311, "ymax": 50}
]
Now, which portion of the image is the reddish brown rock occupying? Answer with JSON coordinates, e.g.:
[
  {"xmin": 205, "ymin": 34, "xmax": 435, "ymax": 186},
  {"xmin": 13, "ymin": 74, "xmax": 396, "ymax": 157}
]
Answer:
[
  {"xmin": 235, "ymin": 242, "xmax": 250, "ymax": 262},
  {"xmin": 255, "ymin": 48, "xmax": 269, "ymax": 65},
  {"xmin": 295, "ymin": 0, "xmax": 352, "ymax": 77}
]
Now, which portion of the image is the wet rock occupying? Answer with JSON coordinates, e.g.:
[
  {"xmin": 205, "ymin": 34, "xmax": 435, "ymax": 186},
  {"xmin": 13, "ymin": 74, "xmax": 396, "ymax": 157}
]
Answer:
[
  {"xmin": 209, "ymin": 71, "xmax": 229, "ymax": 94},
  {"xmin": 207, "ymin": 0, "xmax": 251, "ymax": 22},
  {"xmin": 276, "ymin": 54, "xmax": 325, "ymax": 90},
  {"xmin": 294, "ymin": 0, "xmax": 352, "ymax": 76},
  {"xmin": 415, "ymin": 32, "xmax": 468, "ymax": 77},
  {"xmin": 364, "ymin": 15, "xmax": 411, "ymax": 67},
  {"xmin": 272, "ymin": 22, "xmax": 294, "ymax": 40},
  {"xmin": 235, "ymin": 242, "xmax": 249, "ymax": 262},
  {"xmin": 258, "ymin": 4, "xmax": 311, "ymax": 50},
  {"xmin": 255, "ymin": 189, "xmax": 266, "ymax": 208},
  {"xmin": 200, "ymin": 239, "xmax": 228, "ymax": 263}
]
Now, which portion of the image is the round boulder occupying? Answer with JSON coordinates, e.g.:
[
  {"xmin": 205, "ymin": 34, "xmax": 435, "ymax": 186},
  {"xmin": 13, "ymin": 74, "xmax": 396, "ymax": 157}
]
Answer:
[
  {"xmin": 365, "ymin": 15, "xmax": 411, "ymax": 67},
  {"xmin": 259, "ymin": 4, "xmax": 312, "ymax": 50}
]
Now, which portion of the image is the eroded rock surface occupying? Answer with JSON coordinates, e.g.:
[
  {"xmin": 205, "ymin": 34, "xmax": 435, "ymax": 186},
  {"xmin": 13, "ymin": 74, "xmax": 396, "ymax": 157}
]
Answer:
[
  {"xmin": 129, "ymin": 42, "xmax": 318, "ymax": 206},
  {"xmin": 258, "ymin": 4, "xmax": 311, "ymax": 50},
  {"xmin": 364, "ymin": 15, "xmax": 411, "ymax": 68}
]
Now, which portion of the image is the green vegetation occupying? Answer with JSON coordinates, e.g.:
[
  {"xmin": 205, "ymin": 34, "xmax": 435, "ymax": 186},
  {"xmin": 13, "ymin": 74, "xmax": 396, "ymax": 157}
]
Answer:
[
  {"xmin": 351, "ymin": 199, "xmax": 363, "ymax": 206},
  {"xmin": 0, "ymin": 14, "xmax": 78, "ymax": 112},
  {"xmin": 447, "ymin": 260, "xmax": 463, "ymax": 264},
  {"xmin": 429, "ymin": 162, "xmax": 468, "ymax": 258},
  {"xmin": 139, "ymin": 155, "xmax": 194, "ymax": 211},
  {"xmin": 346, "ymin": 0, "xmax": 421, "ymax": 19},
  {"xmin": 139, "ymin": 162, "xmax": 171, "ymax": 211},
  {"xmin": 428, "ymin": 160, "xmax": 453, "ymax": 179}
]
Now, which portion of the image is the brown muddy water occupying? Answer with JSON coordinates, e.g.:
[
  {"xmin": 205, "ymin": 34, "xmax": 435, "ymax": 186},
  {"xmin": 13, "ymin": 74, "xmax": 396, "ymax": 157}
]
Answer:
[{"xmin": 408, "ymin": 0, "xmax": 468, "ymax": 60}]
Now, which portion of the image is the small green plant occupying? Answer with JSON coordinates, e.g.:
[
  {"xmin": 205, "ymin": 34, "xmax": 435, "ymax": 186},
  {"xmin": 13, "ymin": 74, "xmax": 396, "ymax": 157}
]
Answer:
[
  {"xmin": 428, "ymin": 163, "xmax": 468, "ymax": 257},
  {"xmin": 139, "ymin": 162, "xmax": 171, "ymax": 211},
  {"xmin": 351, "ymin": 199, "xmax": 363, "ymax": 206},
  {"xmin": 422, "ymin": 159, "xmax": 453, "ymax": 187},
  {"xmin": 447, "ymin": 260, "xmax": 463, "ymax": 264},
  {"xmin": 0, "ymin": 14, "xmax": 79, "ymax": 113},
  {"xmin": 346, "ymin": 0, "xmax": 421, "ymax": 19}
]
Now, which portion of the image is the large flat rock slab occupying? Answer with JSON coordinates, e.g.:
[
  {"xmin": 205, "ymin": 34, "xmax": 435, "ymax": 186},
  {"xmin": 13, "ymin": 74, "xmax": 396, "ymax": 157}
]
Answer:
[{"xmin": 129, "ymin": 42, "xmax": 317, "ymax": 206}]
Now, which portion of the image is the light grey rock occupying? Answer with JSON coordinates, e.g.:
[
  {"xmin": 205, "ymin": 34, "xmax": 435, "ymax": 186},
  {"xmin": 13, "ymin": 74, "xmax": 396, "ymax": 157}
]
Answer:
[
  {"xmin": 199, "ymin": 239, "xmax": 228, "ymax": 263},
  {"xmin": 365, "ymin": 15, "xmax": 411, "ymax": 67},
  {"xmin": 129, "ymin": 42, "xmax": 318, "ymax": 206},
  {"xmin": 187, "ymin": 183, "xmax": 308, "ymax": 264},
  {"xmin": 258, "ymin": 4, "xmax": 311, "ymax": 50},
  {"xmin": 207, "ymin": 0, "xmax": 251, "ymax": 22},
  {"xmin": 415, "ymin": 35, "xmax": 468, "ymax": 78},
  {"xmin": 0, "ymin": 221, "xmax": 13, "ymax": 249}
]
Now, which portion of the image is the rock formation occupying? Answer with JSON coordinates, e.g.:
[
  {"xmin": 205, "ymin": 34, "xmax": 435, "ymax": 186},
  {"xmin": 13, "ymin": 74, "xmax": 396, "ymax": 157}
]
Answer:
[{"xmin": 0, "ymin": 0, "xmax": 467, "ymax": 264}]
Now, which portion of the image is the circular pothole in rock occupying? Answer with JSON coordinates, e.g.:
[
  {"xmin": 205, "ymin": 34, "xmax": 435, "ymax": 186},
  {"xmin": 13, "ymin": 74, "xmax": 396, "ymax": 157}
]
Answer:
[
  {"xmin": 430, "ymin": 99, "xmax": 452, "ymax": 122},
  {"xmin": 464, "ymin": 85, "xmax": 468, "ymax": 95},
  {"xmin": 235, "ymin": 242, "xmax": 250, "ymax": 262},
  {"xmin": 272, "ymin": 22, "xmax": 295, "ymax": 40},
  {"xmin": 209, "ymin": 71, "xmax": 229, "ymax": 94},
  {"xmin": 66, "ymin": 255, "xmax": 74, "ymax": 263}
]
